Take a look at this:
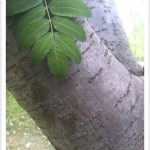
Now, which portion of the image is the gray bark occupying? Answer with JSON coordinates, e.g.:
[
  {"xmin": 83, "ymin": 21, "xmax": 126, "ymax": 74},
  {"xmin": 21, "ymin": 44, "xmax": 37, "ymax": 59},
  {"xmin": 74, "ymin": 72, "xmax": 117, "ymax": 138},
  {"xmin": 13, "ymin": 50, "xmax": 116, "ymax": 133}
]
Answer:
[
  {"xmin": 85, "ymin": 0, "xmax": 144, "ymax": 76},
  {"xmin": 6, "ymin": 1, "xmax": 144, "ymax": 150}
]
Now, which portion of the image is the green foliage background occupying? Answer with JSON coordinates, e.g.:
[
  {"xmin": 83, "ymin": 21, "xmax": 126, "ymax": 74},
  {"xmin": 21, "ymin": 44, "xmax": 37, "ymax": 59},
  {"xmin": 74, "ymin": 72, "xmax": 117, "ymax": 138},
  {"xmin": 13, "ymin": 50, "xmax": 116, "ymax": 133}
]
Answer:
[
  {"xmin": 115, "ymin": 0, "xmax": 144, "ymax": 61},
  {"xmin": 6, "ymin": 91, "xmax": 55, "ymax": 149},
  {"xmin": 128, "ymin": 14, "xmax": 144, "ymax": 61}
]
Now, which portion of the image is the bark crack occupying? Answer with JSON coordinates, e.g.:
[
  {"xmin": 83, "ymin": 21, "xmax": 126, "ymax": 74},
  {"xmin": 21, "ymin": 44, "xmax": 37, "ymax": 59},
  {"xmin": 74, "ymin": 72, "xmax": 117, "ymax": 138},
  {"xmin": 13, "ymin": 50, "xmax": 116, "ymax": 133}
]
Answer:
[
  {"xmin": 26, "ymin": 72, "xmax": 39, "ymax": 82},
  {"xmin": 82, "ymin": 40, "xmax": 95, "ymax": 55},
  {"xmin": 6, "ymin": 53, "xmax": 29, "ymax": 72},
  {"xmin": 130, "ymin": 95, "xmax": 139, "ymax": 113},
  {"xmin": 124, "ymin": 118, "xmax": 138, "ymax": 134},
  {"xmin": 67, "ymin": 69, "xmax": 80, "ymax": 79},
  {"xmin": 114, "ymin": 81, "xmax": 131, "ymax": 108},
  {"xmin": 88, "ymin": 67, "xmax": 103, "ymax": 83}
]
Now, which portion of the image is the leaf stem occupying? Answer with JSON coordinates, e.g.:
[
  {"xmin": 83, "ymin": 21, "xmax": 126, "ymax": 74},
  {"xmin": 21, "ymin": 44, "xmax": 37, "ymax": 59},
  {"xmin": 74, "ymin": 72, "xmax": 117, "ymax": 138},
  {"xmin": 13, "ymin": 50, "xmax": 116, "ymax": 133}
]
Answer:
[{"xmin": 44, "ymin": 0, "xmax": 53, "ymax": 35}]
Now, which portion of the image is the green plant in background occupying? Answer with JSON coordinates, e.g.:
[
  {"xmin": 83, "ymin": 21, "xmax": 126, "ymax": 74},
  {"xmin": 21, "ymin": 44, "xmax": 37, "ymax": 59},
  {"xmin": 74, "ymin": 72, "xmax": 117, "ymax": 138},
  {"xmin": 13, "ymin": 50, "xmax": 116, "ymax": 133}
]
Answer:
[
  {"xmin": 7, "ymin": 0, "xmax": 91, "ymax": 79},
  {"xmin": 126, "ymin": 3, "xmax": 144, "ymax": 61},
  {"xmin": 128, "ymin": 15, "xmax": 144, "ymax": 61},
  {"xmin": 116, "ymin": 0, "xmax": 144, "ymax": 61},
  {"xmin": 7, "ymin": 91, "xmax": 55, "ymax": 149},
  {"xmin": 128, "ymin": 26, "xmax": 144, "ymax": 61}
]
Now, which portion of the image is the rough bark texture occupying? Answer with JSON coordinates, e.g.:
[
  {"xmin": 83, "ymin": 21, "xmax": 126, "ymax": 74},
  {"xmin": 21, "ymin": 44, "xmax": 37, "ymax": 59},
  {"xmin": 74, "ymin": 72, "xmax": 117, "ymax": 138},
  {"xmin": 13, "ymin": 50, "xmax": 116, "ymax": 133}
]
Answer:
[{"xmin": 6, "ymin": 1, "xmax": 144, "ymax": 150}]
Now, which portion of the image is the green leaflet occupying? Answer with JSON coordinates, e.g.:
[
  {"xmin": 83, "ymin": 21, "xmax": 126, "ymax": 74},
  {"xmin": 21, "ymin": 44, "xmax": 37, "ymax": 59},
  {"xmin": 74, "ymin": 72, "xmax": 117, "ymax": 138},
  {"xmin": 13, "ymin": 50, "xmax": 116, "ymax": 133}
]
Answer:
[
  {"xmin": 18, "ymin": 19, "xmax": 49, "ymax": 51},
  {"xmin": 52, "ymin": 16, "xmax": 86, "ymax": 41},
  {"xmin": 49, "ymin": 0, "xmax": 91, "ymax": 17},
  {"xmin": 48, "ymin": 46, "xmax": 68, "ymax": 80},
  {"xmin": 32, "ymin": 33, "xmax": 54, "ymax": 64},
  {"xmin": 54, "ymin": 33, "xmax": 81, "ymax": 64},
  {"xmin": 6, "ymin": 0, "xmax": 42, "ymax": 16},
  {"xmin": 13, "ymin": 4, "xmax": 46, "ymax": 37}
]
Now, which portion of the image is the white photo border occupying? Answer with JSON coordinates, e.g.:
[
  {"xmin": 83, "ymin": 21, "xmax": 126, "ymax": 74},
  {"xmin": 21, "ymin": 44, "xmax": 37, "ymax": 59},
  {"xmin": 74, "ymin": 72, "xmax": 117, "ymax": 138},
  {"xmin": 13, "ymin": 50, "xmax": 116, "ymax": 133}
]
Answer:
[
  {"xmin": 0, "ymin": 0, "xmax": 6, "ymax": 149},
  {"xmin": 144, "ymin": 0, "xmax": 150, "ymax": 150},
  {"xmin": 0, "ymin": 0, "xmax": 149, "ymax": 150}
]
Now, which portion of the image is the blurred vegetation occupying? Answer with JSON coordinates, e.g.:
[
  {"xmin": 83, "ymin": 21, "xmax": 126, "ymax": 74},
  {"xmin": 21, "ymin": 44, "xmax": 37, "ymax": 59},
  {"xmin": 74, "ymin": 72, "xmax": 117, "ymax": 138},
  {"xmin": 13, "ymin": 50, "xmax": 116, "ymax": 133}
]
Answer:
[
  {"xmin": 115, "ymin": 0, "xmax": 144, "ymax": 61},
  {"xmin": 128, "ymin": 13, "xmax": 144, "ymax": 61},
  {"xmin": 6, "ymin": 91, "xmax": 55, "ymax": 150}
]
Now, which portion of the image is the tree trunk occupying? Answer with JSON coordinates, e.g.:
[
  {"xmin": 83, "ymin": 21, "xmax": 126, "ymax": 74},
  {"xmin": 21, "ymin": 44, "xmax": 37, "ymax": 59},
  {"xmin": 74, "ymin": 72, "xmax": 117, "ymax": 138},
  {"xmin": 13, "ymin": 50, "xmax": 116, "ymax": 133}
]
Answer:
[{"xmin": 6, "ymin": 1, "xmax": 144, "ymax": 150}]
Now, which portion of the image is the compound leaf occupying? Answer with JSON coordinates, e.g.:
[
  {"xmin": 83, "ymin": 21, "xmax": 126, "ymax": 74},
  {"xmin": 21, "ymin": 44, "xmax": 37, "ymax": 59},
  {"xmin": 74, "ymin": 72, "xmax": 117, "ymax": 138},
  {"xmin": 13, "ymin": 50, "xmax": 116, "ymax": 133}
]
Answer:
[
  {"xmin": 7, "ymin": 0, "xmax": 42, "ymax": 16},
  {"xmin": 18, "ymin": 19, "xmax": 49, "ymax": 51},
  {"xmin": 6, "ymin": 0, "xmax": 91, "ymax": 79},
  {"xmin": 49, "ymin": 0, "xmax": 91, "ymax": 17},
  {"xmin": 32, "ymin": 33, "xmax": 54, "ymax": 64},
  {"xmin": 52, "ymin": 16, "xmax": 86, "ymax": 41},
  {"xmin": 13, "ymin": 4, "xmax": 46, "ymax": 37},
  {"xmin": 54, "ymin": 33, "xmax": 81, "ymax": 64}
]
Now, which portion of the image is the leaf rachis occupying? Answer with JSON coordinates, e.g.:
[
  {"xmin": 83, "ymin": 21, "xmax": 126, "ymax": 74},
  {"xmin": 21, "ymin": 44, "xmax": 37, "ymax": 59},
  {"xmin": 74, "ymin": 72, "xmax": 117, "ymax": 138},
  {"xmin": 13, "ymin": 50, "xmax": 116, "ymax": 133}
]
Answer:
[{"xmin": 44, "ymin": 0, "xmax": 54, "ymax": 35}]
